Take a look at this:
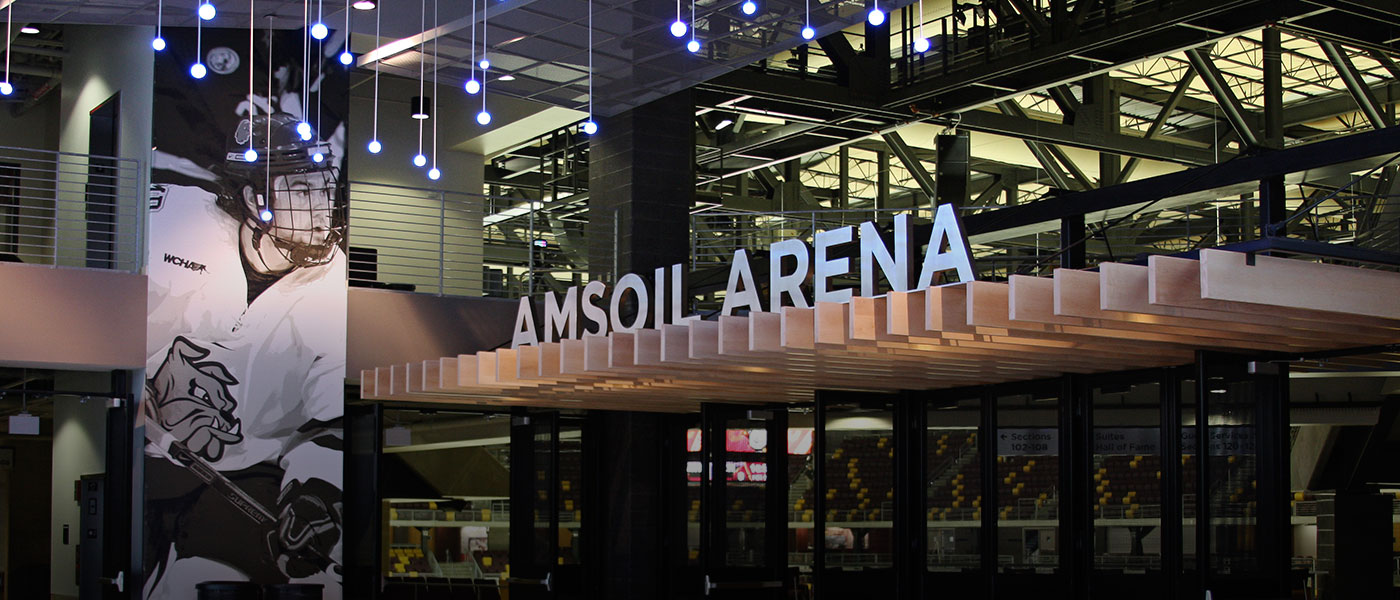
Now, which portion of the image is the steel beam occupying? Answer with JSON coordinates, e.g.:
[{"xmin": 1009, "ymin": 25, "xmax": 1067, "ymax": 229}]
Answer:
[
  {"xmin": 959, "ymin": 106, "xmax": 1218, "ymax": 165},
  {"xmin": 1120, "ymin": 68, "xmax": 1198, "ymax": 183},
  {"xmin": 881, "ymin": 132, "xmax": 937, "ymax": 205},
  {"xmin": 998, "ymin": 100, "xmax": 1093, "ymax": 190},
  {"xmin": 962, "ymin": 124, "xmax": 1400, "ymax": 235},
  {"xmin": 1184, "ymin": 47, "xmax": 1262, "ymax": 148},
  {"xmin": 1320, "ymin": 40, "xmax": 1390, "ymax": 130}
]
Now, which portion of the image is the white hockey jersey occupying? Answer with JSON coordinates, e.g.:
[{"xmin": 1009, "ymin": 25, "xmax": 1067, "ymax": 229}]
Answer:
[{"xmin": 145, "ymin": 184, "xmax": 346, "ymax": 480}]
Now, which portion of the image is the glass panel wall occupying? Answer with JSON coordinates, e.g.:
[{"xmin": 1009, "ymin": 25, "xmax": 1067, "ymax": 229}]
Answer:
[
  {"xmin": 995, "ymin": 388, "xmax": 1061, "ymax": 579},
  {"xmin": 379, "ymin": 410, "xmax": 512, "ymax": 594},
  {"xmin": 819, "ymin": 398, "xmax": 896, "ymax": 593},
  {"xmin": 1091, "ymin": 377, "xmax": 1164, "ymax": 596},
  {"xmin": 926, "ymin": 394, "xmax": 983, "ymax": 594}
]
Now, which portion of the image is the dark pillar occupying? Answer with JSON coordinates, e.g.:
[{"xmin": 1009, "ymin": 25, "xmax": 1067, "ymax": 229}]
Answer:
[
  {"xmin": 1262, "ymin": 27, "xmax": 1284, "ymax": 150},
  {"xmin": 936, "ymin": 131, "xmax": 970, "ymax": 207},
  {"xmin": 1260, "ymin": 174, "xmax": 1286, "ymax": 238},
  {"xmin": 1060, "ymin": 375, "xmax": 1092, "ymax": 598},
  {"xmin": 1060, "ymin": 213, "xmax": 1086, "ymax": 269},
  {"xmin": 343, "ymin": 403, "xmax": 382, "ymax": 599},
  {"xmin": 877, "ymin": 150, "xmax": 890, "ymax": 211},
  {"xmin": 1087, "ymin": 75, "xmax": 1121, "ymax": 187},
  {"xmin": 594, "ymin": 411, "xmax": 668, "ymax": 597},
  {"xmin": 588, "ymin": 90, "xmax": 696, "ymax": 280},
  {"xmin": 893, "ymin": 393, "xmax": 927, "ymax": 597},
  {"xmin": 1159, "ymin": 368, "xmax": 1183, "ymax": 600},
  {"xmin": 1254, "ymin": 360, "xmax": 1291, "ymax": 598}
]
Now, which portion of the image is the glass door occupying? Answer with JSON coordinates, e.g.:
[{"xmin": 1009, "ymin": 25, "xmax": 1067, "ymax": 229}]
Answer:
[
  {"xmin": 509, "ymin": 410, "xmax": 589, "ymax": 599},
  {"xmin": 1088, "ymin": 371, "xmax": 1167, "ymax": 599},
  {"xmin": 814, "ymin": 391, "xmax": 897, "ymax": 598},
  {"xmin": 700, "ymin": 404, "xmax": 789, "ymax": 599},
  {"xmin": 925, "ymin": 391, "xmax": 985, "ymax": 596},
  {"xmin": 993, "ymin": 381, "xmax": 1067, "ymax": 597}
]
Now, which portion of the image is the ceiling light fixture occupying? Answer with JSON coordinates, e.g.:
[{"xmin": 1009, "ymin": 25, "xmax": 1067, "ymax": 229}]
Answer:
[
  {"xmin": 478, "ymin": 0, "xmax": 490, "ymax": 70},
  {"xmin": 368, "ymin": 0, "xmax": 382, "ymax": 154},
  {"xmin": 1, "ymin": 6, "xmax": 12, "ymax": 96},
  {"xmin": 686, "ymin": 0, "xmax": 700, "ymax": 53},
  {"xmin": 153, "ymin": 0, "xmax": 166, "ymax": 50},
  {"xmin": 498, "ymin": 74, "xmax": 515, "ymax": 81},
  {"xmin": 867, "ymin": 0, "xmax": 884, "ymax": 26},
  {"xmin": 801, "ymin": 0, "xmax": 814, "ymax": 40},
  {"xmin": 198, "ymin": 1, "xmax": 216, "ymax": 20},
  {"xmin": 465, "ymin": 0, "xmax": 479, "ymax": 94},
  {"xmin": 20, "ymin": 25, "xmax": 38, "ymax": 34},
  {"xmin": 311, "ymin": 0, "xmax": 328, "ymax": 39},
  {"xmin": 191, "ymin": 0, "xmax": 208, "ymax": 78},
  {"xmin": 580, "ymin": 0, "xmax": 596, "ymax": 135},
  {"xmin": 669, "ymin": 0, "xmax": 686, "ymax": 38},
  {"xmin": 339, "ymin": 0, "xmax": 353, "ymax": 64},
  {"xmin": 428, "ymin": 0, "xmax": 441, "ymax": 181},
  {"xmin": 352, "ymin": 0, "xmax": 375, "ymax": 9},
  {"xmin": 244, "ymin": 0, "xmax": 257, "ymax": 163},
  {"xmin": 912, "ymin": 0, "xmax": 929, "ymax": 52},
  {"xmin": 715, "ymin": 118, "xmax": 734, "ymax": 130},
  {"xmin": 261, "ymin": 15, "xmax": 275, "ymax": 221},
  {"xmin": 740, "ymin": 0, "xmax": 756, "ymax": 16},
  {"xmin": 297, "ymin": 0, "xmax": 312, "ymax": 139},
  {"xmin": 414, "ymin": 0, "xmax": 427, "ymax": 167}
]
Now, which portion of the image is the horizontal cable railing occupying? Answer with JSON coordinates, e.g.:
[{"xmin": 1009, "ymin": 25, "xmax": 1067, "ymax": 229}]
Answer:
[
  {"xmin": 0, "ymin": 145, "xmax": 143, "ymax": 273},
  {"xmin": 347, "ymin": 181, "xmax": 593, "ymax": 298}
]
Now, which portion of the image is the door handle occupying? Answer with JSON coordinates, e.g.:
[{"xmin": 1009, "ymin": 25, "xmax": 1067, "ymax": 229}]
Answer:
[
  {"xmin": 100, "ymin": 571, "xmax": 125, "ymax": 593},
  {"xmin": 703, "ymin": 574, "xmax": 781, "ymax": 595},
  {"xmin": 512, "ymin": 571, "xmax": 552, "ymax": 592}
]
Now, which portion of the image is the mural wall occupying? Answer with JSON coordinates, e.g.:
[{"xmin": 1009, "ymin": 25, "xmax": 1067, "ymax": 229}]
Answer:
[{"xmin": 141, "ymin": 25, "xmax": 348, "ymax": 599}]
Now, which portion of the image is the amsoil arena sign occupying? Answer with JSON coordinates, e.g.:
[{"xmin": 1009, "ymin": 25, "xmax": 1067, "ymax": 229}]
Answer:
[{"xmin": 512, "ymin": 204, "xmax": 976, "ymax": 348}]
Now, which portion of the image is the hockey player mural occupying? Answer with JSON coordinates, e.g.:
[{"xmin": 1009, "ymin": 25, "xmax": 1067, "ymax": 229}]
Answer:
[{"xmin": 142, "ymin": 27, "xmax": 348, "ymax": 599}]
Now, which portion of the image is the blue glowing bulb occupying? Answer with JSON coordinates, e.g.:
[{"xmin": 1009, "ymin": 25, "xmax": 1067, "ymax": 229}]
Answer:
[
  {"xmin": 687, "ymin": 39, "xmax": 700, "ymax": 53},
  {"xmin": 152, "ymin": 37, "xmax": 167, "ymax": 51},
  {"xmin": 339, "ymin": 51, "xmax": 353, "ymax": 65},
  {"xmin": 259, "ymin": 209, "xmax": 273, "ymax": 222},
  {"xmin": 479, "ymin": 58, "xmax": 490, "ymax": 70},
  {"xmin": 413, "ymin": 153, "xmax": 427, "ymax": 167},
  {"xmin": 368, "ymin": 139, "xmax": 382, "ymax": 154},
  {"xmin": 670, "ymin": 20, "xmax": 687, "ymax": 38},
  {"xmin": 741, "ymin": 0, "xmax": 756, "ymax": 14},
  {"xmin": 296, "ymin": 122, "xmax": 312, "ymax": 140},
  {"xmin": 582, "ymin": 120, "xmax": 598, "ymax": 135},
  {"xmin": 244, "ymin": 148, "xmax": 258, "ymax": 162},
  {"xmin": 198, "ymin": 2, "xmax": 216, "ymax": 20},
  {"xmin": 428, "ymin": 167, "xmax": 441, "ymax": 180},
  {"xmin": 913, "ymin": 37, "xmax": 930, "ymax": 53},
  {"xmin": 0, "ymin": 82, "xmax": 12, "ymax": 96},
  {"xmin": 867, "ymin": 7, "xmax": 885, "ymax": 26},
  {"xmin": 802, "ymin": 25, "xmax": 815, "ymax": 40},
  {"xmin": 311, "ymin": 22, "xmax": 328, "ymax": 40},
  {"xmin": 465, "ymin": 79, "xmax": 481, "ymax": 95},
  {"xmin": 190, "ymin": 63, "xmax": 207, "ymax": 79},
  {"xmin": 312, "ymin": 152, "xmax": 324, "ymax": 163},
  {"xmin": 476, "ymin": 110, "xmax": 492, "ymax": 125}
]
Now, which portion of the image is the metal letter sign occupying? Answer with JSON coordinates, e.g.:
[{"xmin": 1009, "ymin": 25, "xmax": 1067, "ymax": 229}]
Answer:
[{"xmin": 510, "ymin": 207, "xmax": 977, "ymax": 348}]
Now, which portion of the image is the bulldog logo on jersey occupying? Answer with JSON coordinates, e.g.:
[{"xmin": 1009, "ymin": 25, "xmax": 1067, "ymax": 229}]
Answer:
[{"xmin": 145, "ymin": 336, "xmax": 245, "ymax": 462}]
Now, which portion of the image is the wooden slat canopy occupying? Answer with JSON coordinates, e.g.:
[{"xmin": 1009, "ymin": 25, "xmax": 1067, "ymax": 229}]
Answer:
[{"xmin": 361, "ymin": 249, "xmax": 1400, "ymax": 412}]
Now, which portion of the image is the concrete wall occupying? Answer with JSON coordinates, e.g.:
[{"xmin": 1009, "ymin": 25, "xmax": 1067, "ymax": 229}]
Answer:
[
  {"xmin": 54, "ymin": 25, "xmax": 154, "ymax": 270},
  {"xmin": 0, "ymin": 262, "xmax": 147, "ymax": 369},
  {"xmin": 348, "ymin": 75, "xmax": 486, "ymax": 295},
  {"xmin": 0, "ymin": 89, "xmax": 63, "ymax": 264},
  {"xmin": 49, "ymin": 371, "xmax": 112, "ymax": 599},
  {"xmin": 346, "ymin": 287, "xmax": 516, "ymax": 377}
]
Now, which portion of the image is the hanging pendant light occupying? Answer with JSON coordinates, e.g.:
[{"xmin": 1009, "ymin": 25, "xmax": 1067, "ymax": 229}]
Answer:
[
  {"xmin": 912, "ymin": 0, "xmax": 929, "ymax": 52},
  {"xmin": 198, "ymin": 0, "xmax": 216, "ymax": 20},
  {"xmin": 244, "ymin": 0, "xmax": 258, "ymax": 163},
  {"xmin": 580, "ymin": 0, "xmax": 596, "ymax": 134},
  {"xmin": 153, "ymin": 0, "xmax": 167, "ymax": 50},
  {"xmin": 297, "ymin": 0, "xmax": 313, "ymax": 138},
  {"xmin": 478, "ymin": 0, "xmax": 489, "ymax": 70},
  {"xmin": 427, "ymin": 0, "xmax": 441, "ymax": 181},
  {"xmin": 801, "ymin": 0, "xmax": 814, "ymax": 39},
  {"xmin": 413, "ymin": 0, "xmax": 427, "ymax": 166},
  {"xmin": 1, "ymin": 5, "xmax": 12, "ymax": 96},
  {"xmin": 311, "ymin": 0, "xmax": 328, "ymax": 39},
  {"xmin": 669, "ymin": 0, "xmax": 686, "ymax": 38},
  {"xmin": 191, "ymin": 0, "xmax": 208, "ymax": 78},
  {"xmin": 867, "ymin": 0, "xmax": 885, "ymax": 26},
  {"xmin": 464, "ymin": 0, "xmax": 480, "ymax": 94},
  {"xmin": 740, "ymin": 0, "xmax": 756, "ymax": 16},
  {"xmin": 260, "ymin": 15, "xmax": 275, "ymax": 222},
  {"xmin": 686, "ymin": 0, "xmax": 700, "ymax": 53},
  {"xmin": 339, "ymin": 0, "xmax": 354, "ymax": 65},
  {"xmin": 368, "ymin": 0, "xmax": 382, "ymax": 153}
]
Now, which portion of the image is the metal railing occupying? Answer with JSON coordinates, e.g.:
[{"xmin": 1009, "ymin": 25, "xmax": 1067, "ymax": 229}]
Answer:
[
  {"xmin": 347, "ymin": 181, "xmax": 593, "ymax": 298},
  {"xmin": 0, "ymin": 145, "xmax": 143, "ymax": 273}
]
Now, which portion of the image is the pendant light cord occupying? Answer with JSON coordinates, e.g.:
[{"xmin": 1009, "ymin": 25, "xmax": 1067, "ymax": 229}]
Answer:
[
  {"xmin": 431, "ymin": 0, "xmax": 438, "ymax": 170},
  {"xmin": 4, "ymin": 6, "xmax": 11, "ymax": 84},
  {"xmin": 372, "ymin": 0, "xmax": 380, "ymax": 140},
  {"xmin": 417, "ymin": 0, "xmax": 425, "ymax": 157},
  {"xmin": 156, "ymin": 0, "xmax": 163, "ymax": 44}
]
